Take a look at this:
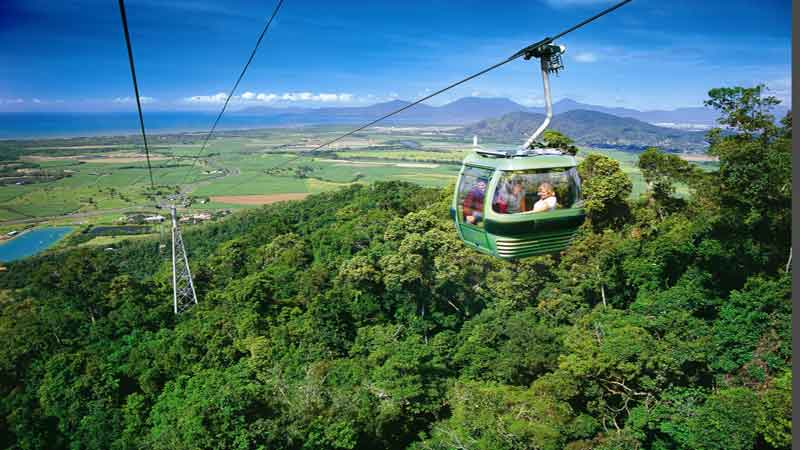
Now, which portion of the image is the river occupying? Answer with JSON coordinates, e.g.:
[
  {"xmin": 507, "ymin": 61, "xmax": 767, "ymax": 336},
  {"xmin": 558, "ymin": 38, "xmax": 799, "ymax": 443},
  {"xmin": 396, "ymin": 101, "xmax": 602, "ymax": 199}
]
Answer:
[{"xmin": 0, "ymin": 227, "xmax": 73, "ymax": 262}]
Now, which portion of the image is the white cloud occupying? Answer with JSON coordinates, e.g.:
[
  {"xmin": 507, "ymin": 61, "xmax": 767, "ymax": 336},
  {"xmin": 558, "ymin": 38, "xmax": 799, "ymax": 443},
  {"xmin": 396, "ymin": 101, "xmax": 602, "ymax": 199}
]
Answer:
[
  {"xmin": 282, "ymin": 92, "xmax": 312, "ymax": 101},
  {"xmin": 574, "ymin": 52, "xmax": 598, "ymax": 63},
  {"xmin": 114, "ymin": 95, "xmax": 156, "ymax": 104},
  {"xmin": 1, "ymin": 98, "xmax": 25, "ymax": 104},
  {"xmin": 316, "ymin": 93, "xmax": 339, "ymax": 102},
  {"xmin": 185, "ymin": 91, "xmax": 355, "ymax": 104},
  {"xmin": 185, "ymin": 92, "xmax": 228, "ymax": 104},
  {"xmin": 32, "ymin": 98, "xmax": 42, "ymax": 104},
  {"xmin": 256, "ymin": 93, "xmax": 277, "ymax": 102}
]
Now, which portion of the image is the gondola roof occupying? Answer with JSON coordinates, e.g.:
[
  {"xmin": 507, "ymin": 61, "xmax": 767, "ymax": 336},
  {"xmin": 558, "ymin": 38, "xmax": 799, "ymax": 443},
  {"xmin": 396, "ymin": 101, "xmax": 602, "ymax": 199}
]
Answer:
[{"xmin": 463, "ymin": 149, "xmax": 578, "ymax": 171}]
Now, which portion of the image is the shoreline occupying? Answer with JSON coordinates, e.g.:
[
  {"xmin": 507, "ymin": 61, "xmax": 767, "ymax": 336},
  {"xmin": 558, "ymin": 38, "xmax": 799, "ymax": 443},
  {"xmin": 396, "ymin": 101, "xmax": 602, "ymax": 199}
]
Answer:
[
  {"xmin": 0, "ymin": 226, "xmax": 75, "ymax": 263},
  {"xmin": 0, "ymin": 228, "xmax": 30, "ymax": 243}
]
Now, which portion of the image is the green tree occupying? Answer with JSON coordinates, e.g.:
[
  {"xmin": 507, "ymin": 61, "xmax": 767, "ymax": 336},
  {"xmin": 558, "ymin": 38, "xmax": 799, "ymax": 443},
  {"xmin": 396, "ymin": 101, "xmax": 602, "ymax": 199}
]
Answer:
[
  {"xmin": 452, "ymin": 306, "xmax": 562, "ymax": 385},
  {"xmin": 711, "ymin": 275, "xmax": 791, "ymax": 381},
  {"xmin": 147, "ymin": 365, "xmax": 277, "ymax": 450},
  {"xmin": 0, "ymin": 141, "xmax": 791, "ymax": 450},
  {"xmin": 704, "ymin": 85, "xmax": 781, "ymax": 139},
  {"xmin": 685, "ymin": 388, "xmax": 761, "ymax": 450},
  {"xmin": 33, "ymin": 249, "xmax": 119, "ymax": 325},
  {"xmin": 542, "ymin": 130, "xmax": 579, "ymax": 155},
  {"xmin": 578, "ymin": 153, "xmax": 632, "ymax": 229},
  {"xmin": 701, "ymin": 85, "xmax": 791, "ymax": 272},
  {"xmin": 637, "ymin": 147, "xmax": 695, "ymax": 214},
  {"xmin": 757, "ymin": 370, "xmax": 792, "ymax": 448},
  {"xmin": 414, "ymin": 381, "xmax": 574, "ymax": 450}
]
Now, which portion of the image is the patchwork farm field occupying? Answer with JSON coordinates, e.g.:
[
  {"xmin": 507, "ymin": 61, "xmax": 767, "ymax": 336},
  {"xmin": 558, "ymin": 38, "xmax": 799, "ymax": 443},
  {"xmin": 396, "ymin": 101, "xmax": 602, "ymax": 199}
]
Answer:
[{"xmin": 0, "ymin": 125, "xmax": 713, "ymax": 249}]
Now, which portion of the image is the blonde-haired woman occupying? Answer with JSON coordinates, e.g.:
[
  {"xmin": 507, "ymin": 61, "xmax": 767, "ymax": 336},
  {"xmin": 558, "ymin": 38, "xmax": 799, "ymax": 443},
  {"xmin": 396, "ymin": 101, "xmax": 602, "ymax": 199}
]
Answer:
[{"xmin": 532, "ymin": 182, "xmax": 557, "ymax": 213}]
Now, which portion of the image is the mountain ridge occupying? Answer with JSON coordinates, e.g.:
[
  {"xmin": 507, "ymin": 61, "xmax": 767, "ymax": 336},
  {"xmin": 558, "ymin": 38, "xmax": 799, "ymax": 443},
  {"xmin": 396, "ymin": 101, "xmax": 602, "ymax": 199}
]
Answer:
[
  {"xmin": 235, "ymin": 96, "xmax": 792, "ymax": 127},
  {"xmin": 461, "ymin": 109, "xmax": 708, "ymax": 152}
]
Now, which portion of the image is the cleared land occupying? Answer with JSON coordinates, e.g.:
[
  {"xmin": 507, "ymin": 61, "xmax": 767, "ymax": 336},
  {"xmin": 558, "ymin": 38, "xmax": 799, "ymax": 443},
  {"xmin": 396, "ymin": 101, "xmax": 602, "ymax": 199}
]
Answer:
[
  {"xmin": 211, "ymin": 193, "xmax": 310, "ymax": 205},
  {"xmin": 0, "ymin": 126, "xmax": 715, "ymax": 249},
  {"xmin": 678, "ymin": 153, "xmax": 719, "ymax": 162},
  {"xmin": 23, "ymin": 153, "xmax": 170, "ymax": 163}
]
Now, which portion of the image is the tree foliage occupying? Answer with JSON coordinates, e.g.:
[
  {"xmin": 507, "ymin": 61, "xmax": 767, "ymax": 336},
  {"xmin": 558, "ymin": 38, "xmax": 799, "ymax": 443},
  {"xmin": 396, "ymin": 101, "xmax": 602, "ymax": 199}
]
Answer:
[
  {"xmin": 542, "ymin": 129, "xmax": 579, "ymax": 155},
  {"xmin": 0, "ymin": 86, "xmax": 791, "ymax": 449},
  {"xmin": 578, "ymin": 153, "xmax": 632, "ymax": 229}
]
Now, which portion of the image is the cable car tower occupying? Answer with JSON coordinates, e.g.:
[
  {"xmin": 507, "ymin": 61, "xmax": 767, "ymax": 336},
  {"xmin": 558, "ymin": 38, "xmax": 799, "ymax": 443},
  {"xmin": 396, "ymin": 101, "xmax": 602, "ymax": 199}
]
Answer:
[
  {"xmin": 166, "ymin": 195, "xmax": 198, "ymax": 314},
  {"xmin": 118, "ymin": 0, "xmax": 196, "ymax": 314},
  {"xmin": 117, "ymin": 0, "xmax": 283, "ymax": 313}
]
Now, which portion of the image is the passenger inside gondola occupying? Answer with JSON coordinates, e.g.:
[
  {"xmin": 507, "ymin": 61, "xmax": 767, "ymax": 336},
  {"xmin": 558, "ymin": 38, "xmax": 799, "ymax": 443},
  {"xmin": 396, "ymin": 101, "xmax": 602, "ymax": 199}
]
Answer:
[
  {"xmin": 489, "ymin": 168, "xmax": 580, "ymax": 216},
  {"xmin": 493, "ymin": 178, "xmax": 526, "ymax": 214},
  {"xmin": 533, "ymin": 182, "xmax": 557, "ymax": 212},
  {"xmin": 463, "ymin": 177, "xmax": 487, "ymax": 224}
]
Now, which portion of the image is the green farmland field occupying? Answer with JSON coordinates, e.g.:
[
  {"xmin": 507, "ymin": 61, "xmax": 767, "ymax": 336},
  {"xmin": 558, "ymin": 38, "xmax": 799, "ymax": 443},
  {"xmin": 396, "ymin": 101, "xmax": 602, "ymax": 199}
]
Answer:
[{"xmin": 0, "ymin": 126, "xmax": 712, "ymax": 244}]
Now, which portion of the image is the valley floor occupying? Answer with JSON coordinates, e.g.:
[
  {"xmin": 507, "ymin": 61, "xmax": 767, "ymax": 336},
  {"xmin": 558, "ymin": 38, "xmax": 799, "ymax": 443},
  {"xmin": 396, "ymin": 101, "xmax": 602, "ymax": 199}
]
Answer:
[{"xmin": 0, "ymin": 125, "xmax": 713, "ymax": 252}]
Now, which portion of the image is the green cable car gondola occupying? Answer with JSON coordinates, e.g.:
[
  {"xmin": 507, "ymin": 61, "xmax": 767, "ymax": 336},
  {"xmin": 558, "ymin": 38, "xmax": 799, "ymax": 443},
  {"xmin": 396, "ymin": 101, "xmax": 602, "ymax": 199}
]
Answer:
[{"xmin": 451, "ymin": 43, "xmax": 585, "ymax": 259}]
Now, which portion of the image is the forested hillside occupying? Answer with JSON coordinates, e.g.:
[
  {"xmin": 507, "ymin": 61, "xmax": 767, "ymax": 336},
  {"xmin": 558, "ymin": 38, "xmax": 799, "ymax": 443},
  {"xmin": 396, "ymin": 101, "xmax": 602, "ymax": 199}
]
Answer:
[
  {"xmin": 0, "ymin": 86, "xmax": 791, "ymax": 449},
  {"xmin": 460, "ymin": 110, "xmax": 708, "ymax": 152}
]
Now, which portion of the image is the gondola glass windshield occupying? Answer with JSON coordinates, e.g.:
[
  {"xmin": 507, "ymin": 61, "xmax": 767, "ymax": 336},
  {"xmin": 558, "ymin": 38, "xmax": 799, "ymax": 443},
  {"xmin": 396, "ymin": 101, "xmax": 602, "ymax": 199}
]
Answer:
[
  {"xmin": 492, "ymin": 167, "xmax": 581, "ymax": 214},
  {"xmin": 457, "ymin": 166, "xmax": 493, "ymax": 227}
]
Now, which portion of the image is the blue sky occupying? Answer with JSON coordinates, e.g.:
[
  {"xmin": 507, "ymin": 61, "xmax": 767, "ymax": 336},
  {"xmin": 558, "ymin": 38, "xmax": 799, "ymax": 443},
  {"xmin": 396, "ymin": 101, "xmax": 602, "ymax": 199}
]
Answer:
[{"xmin": 0, "ymin": 0, "xmax": 791, "ymax": 112}]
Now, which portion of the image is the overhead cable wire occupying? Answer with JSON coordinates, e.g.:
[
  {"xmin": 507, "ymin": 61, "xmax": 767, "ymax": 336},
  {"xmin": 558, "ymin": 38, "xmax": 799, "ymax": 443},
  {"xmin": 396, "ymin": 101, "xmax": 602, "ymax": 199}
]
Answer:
[
  {"xmin": 192, "ymin": 0, "xmax": 633, "ymax": 191},
  {"xmin": 309, "ymin": 0, "xmax": 632, "ymax": 153},
  {"xmin": 118, "ymin": 0, "xmax": 155, "ymax": 189},
  {"xmin": 180, "ymin": 0, "xmax": 286, "ymax": 186}
]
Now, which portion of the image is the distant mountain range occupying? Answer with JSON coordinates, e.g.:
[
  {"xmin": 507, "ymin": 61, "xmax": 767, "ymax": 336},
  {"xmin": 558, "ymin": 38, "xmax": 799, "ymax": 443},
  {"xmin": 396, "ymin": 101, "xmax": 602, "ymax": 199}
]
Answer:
[
  {"xmin": 0, "ymin": 96, "xmax": 786, "ymax": 141},
  {"xmin": 236, "ymin": 98, "xmax": 524, "ymax": 126},
  {"xmin": 233, "ymin": 96, "xmax": 789, "ymax": 152},
  {"xmin": 461, "ymin": 110, "xmax": 708, "ymax": 152},
  {"xmin": 237, "ymin": 96, "xmax": 789, "ymax": 128},
  {"xmin": 533, "ymin": 99, "xmax": 722, "ymax": 128}
]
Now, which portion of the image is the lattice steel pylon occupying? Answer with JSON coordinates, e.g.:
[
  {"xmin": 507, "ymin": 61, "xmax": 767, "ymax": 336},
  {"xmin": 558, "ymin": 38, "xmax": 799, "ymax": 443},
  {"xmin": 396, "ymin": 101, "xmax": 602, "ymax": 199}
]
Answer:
[{"xmin": 170, "ymin": 205, "xmax": 198, "ymax": 314}]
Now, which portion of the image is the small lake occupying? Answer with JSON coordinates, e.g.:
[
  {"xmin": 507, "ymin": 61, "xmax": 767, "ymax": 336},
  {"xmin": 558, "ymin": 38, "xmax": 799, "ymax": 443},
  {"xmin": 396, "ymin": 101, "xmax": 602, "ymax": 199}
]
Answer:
[{"xmin": 0, "ymin": 227, "xmax": 74, "ymax": 262}]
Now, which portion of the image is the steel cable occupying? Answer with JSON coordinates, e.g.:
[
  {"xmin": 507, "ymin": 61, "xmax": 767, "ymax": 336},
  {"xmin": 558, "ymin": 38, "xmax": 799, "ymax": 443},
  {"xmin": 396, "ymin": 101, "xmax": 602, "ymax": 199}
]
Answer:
[{"xmin": 179, "ymin": 0, "xmax": 286, "ymax": 187}]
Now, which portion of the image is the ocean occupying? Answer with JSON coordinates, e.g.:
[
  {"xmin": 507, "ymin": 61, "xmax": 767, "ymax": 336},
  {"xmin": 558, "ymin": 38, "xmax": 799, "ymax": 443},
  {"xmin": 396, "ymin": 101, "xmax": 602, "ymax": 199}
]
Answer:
[{"xmin": 0, "ymin": 112, "xmax": 293, "ymax": 139}]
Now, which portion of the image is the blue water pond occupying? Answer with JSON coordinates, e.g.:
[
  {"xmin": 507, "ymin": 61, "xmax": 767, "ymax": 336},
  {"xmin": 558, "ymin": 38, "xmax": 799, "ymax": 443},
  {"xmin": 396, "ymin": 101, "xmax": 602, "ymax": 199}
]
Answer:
[{"xmin": 0, "ymin": 227, "xmax": 73, "ymax": 262}]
